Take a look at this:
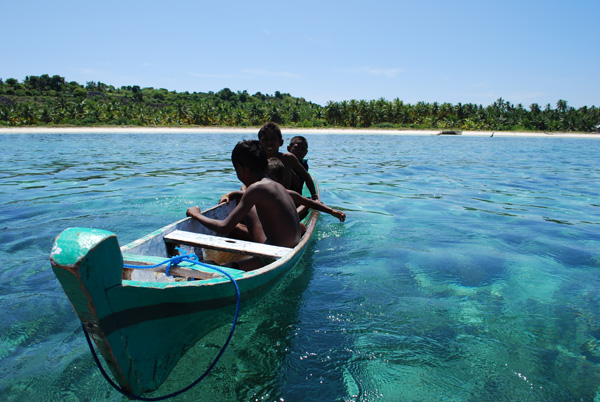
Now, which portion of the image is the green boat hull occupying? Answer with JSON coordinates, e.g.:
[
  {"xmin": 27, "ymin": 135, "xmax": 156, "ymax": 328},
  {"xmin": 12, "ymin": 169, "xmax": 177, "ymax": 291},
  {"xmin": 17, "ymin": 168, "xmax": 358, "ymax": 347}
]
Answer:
[{"xmin": 51, "ymin": 197, "xmax": 319, "ymax": 395}]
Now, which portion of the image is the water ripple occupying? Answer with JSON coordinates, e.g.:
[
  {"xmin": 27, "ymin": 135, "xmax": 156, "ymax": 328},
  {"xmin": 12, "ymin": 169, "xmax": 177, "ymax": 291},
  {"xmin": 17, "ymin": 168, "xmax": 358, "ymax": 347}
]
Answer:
[{"xmin": 1, "ymin": 133, "xmax": 599, "ymax": 401}]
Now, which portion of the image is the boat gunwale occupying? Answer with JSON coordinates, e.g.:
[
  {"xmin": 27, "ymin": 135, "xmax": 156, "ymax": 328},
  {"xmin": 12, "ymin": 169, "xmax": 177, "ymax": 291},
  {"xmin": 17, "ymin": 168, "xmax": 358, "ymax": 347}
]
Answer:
[
  {"xmin": 119, "ymin": 202, "xmax": 229, "ymax": 254},
  {"xmin": 120, "ymin": 206, "xmax": 319, "ymax": 288}
]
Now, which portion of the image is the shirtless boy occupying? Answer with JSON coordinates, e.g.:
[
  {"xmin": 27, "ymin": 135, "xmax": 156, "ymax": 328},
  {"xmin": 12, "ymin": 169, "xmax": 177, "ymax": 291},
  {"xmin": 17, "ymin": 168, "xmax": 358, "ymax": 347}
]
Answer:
[
  {"xmin": 258, "ymin": 122, "xmax": 319, "ymax": 200},
  {"xmin": 287, "ymin": 136, "xmax": 309, "ymax": 194},
  {"xmin": 221, "ymin": 158, "xmax": 346, "ymax": 223},
  {"xmin": 266, "ymin": 158, "xmax": 345, "ymax": 222},
  {"xmin": 186, "ymin": 140, "xmax": 300, "ymax": 271}
]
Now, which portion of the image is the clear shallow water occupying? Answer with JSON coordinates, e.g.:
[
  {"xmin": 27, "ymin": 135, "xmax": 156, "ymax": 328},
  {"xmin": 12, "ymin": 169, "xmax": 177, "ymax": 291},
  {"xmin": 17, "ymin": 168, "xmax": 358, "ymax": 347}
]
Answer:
[{"xmin": 1, "ymin": 132, "xmax": 599, "ymax": 401}]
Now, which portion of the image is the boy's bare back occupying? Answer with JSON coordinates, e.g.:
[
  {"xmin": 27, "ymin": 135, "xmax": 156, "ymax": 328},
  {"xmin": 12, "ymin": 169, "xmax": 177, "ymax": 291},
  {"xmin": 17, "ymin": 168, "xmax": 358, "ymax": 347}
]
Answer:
[
  {"xmin": 240, "ymin": 177, "xmax": 300, "ymax": 248},
  {"xmin": 269, "ymin": 152, "xmax": 317, "ymax": 199},
  {"xmin": 273, "ymin": 152, "xmax": 299, "ymax": 188}
]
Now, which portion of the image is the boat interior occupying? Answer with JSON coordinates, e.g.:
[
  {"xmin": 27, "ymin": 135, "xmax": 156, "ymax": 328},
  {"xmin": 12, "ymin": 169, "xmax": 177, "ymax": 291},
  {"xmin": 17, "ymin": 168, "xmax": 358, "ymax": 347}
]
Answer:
[{"xmin": 120, "ymin": 203, "xmax": 302, "ymax": 283}]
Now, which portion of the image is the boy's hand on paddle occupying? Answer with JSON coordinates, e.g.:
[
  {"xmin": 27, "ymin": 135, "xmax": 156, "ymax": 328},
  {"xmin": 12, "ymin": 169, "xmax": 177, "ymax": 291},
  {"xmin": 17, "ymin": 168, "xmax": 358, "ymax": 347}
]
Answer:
[{"xmin": 219, "ymin": 194, "xmax": 230, "ymax": 204}]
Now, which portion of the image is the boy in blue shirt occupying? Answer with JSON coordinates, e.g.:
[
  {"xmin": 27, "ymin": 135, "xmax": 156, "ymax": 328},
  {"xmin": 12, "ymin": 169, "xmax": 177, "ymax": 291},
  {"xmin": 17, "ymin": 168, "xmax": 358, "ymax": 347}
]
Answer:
[{"xmin": 287, "ymin": 135, "xmax": 309, "ymax": 195}]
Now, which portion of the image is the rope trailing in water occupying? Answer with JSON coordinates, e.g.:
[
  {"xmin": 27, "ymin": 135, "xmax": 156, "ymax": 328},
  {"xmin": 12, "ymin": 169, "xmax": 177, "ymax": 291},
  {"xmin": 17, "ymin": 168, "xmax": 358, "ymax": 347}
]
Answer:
[{"xmin": 81, "ymin": 252, "xmax": 241, "ymax": 401}]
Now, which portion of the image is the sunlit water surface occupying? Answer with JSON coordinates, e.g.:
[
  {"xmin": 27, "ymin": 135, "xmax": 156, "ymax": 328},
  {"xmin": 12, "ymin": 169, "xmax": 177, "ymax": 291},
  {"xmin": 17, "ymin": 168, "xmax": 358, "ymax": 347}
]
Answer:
[{"xmin": 1, "ymin": 132, "xmax": 599, "ymax": 401}]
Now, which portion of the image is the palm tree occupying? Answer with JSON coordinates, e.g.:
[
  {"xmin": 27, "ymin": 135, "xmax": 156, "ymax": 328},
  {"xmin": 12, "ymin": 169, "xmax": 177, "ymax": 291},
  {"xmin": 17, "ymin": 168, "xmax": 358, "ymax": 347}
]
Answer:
[
  {"xmin": 20, "ymin": 102, "xmax": 37, "ymax": 125},
  {"xmin": 175, "ymin": 102, "xmax": 189, "ymax": 125},
  {"xmin": 556, "ymin": 99, "xmax": 568, "ymax": 114},
  {"xmin": 267, "ymin": 105, "xmax": 283, "ymax": 125}
]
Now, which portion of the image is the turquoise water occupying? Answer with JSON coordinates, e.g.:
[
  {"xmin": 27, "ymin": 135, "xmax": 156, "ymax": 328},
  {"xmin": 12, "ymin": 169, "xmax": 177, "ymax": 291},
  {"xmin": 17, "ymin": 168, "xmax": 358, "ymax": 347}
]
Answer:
[{"xmin": 1, "ymin": 132, "xmax": 599, "ymax": 401}]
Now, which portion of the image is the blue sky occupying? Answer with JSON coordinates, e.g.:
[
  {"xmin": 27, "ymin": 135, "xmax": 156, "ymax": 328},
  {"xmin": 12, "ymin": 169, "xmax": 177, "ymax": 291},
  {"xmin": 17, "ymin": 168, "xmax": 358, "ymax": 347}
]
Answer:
[{"xmin": 1, "ymin": 0, "xmax": 598, "ymax": 108}]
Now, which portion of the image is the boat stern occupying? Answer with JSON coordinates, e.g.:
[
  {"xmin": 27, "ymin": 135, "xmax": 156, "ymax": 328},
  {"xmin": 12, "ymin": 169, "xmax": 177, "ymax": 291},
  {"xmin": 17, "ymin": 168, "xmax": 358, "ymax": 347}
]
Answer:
[{"xmin": 50, "ymin": 227, "xmax": 142, "ymax": 394}]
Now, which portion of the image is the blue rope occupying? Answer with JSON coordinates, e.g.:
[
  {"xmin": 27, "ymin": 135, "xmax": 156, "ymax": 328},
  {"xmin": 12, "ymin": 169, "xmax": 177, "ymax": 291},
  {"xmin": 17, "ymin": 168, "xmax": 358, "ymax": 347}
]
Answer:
[
  {"xmin": 82, "ymin": 253, "xmax": 241, "ymax": 401},
  {"xmin": 123, "ymin": 247, "xmax": 197, "ymax": 276}
]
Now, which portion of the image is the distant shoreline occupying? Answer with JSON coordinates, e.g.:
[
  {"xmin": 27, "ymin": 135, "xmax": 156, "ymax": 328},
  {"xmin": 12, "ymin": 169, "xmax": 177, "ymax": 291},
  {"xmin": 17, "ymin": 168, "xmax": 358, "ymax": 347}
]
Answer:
[{"xmin": 0, "ymin": 126, "xmax": 598, "ymax": 138}]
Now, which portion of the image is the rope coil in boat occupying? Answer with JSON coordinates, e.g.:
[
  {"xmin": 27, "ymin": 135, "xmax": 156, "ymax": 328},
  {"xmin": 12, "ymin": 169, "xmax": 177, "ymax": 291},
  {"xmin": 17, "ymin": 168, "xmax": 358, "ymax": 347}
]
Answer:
[{"xmin": 123, "ymin": 247, "xmax": 197, "ymax": 276}]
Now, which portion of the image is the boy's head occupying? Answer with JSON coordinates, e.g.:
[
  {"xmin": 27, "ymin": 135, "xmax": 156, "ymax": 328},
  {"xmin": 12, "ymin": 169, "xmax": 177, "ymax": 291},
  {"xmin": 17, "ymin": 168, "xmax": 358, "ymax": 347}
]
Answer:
[
  {"xmin": 231, "ymin": 140, "xmax": 268, "ymax": 174},
  {"xmin": 258, "ymin": 122, "xmax": 283, "ymax": 157},
  {"xmin": 266, "ymin": 157, "xmax": 285, "ymax": 184},
  {"xmin": 287, "ymin": 136, "xmax": 308, "ymax": 160}
]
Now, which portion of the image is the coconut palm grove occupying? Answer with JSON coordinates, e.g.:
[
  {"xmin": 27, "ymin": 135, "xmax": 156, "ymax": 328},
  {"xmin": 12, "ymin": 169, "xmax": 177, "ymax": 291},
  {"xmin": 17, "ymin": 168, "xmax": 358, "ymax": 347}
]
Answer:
[{"xmin": 1, "ymin": 74, "xmax": 598, "ymax": 132}]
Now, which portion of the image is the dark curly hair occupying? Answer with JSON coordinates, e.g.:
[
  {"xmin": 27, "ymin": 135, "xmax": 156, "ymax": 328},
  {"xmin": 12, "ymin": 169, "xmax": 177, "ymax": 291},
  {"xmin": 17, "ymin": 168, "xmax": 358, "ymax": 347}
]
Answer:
[
  {"xmin": 231, "ymin": 140, "xmax": 268, "ymax": 172},
  {"xmin": 258, "ymin": 122, "xmax": 282, "ymax": 141},
  {"xmin": 266, "ymin": 157, "xmax": 284, "ymax": 183}
]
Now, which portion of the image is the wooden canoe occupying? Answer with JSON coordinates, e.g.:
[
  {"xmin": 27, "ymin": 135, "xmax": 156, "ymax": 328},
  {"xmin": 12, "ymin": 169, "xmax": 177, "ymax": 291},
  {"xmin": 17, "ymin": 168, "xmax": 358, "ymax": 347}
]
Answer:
[{"xmin": 50, "ymin": 185, "xmax": 319, "ymax": 396}]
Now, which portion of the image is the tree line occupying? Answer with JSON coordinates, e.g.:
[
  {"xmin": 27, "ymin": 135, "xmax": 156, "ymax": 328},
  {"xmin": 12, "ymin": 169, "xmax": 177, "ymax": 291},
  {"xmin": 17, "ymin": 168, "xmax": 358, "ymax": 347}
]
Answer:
[{"xmin": 0, "ymin": 74, "xmax": 598, "ymax": 132}]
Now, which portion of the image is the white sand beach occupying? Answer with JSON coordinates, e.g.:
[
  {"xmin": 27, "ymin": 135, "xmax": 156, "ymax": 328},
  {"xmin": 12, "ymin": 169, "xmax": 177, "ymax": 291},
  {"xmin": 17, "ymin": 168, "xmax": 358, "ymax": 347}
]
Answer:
[{"xmin": 0, "ymin": 126, "xmax": 598, "ymax": 138}]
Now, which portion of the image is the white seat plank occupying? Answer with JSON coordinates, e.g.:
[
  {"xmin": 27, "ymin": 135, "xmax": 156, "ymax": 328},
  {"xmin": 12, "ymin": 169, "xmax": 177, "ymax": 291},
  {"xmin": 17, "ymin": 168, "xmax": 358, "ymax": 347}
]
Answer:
[{"xmin": 164, "ymin": 230, "xmax": 292, "ymax": 259}]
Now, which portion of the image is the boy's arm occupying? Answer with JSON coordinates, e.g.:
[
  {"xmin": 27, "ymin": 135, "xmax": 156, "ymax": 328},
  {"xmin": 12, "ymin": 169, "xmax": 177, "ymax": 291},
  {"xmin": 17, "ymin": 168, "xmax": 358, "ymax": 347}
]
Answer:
[
  {"xmin": 287, "ymin": 190, "xmax": 346, "ymax": 222},
  {"xmin": 287, "ymin": 154, "xmax": 318, "ymax": 200},
  {"xmin": 187, "ymin": 189, "xmax": 258, "ymax": 234},
  {"xmin": 220, "ymin": 190, "xmax": 244, "ymax": 205}
]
